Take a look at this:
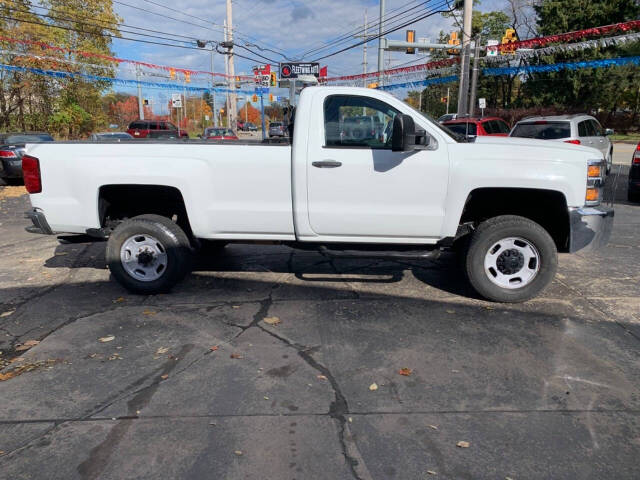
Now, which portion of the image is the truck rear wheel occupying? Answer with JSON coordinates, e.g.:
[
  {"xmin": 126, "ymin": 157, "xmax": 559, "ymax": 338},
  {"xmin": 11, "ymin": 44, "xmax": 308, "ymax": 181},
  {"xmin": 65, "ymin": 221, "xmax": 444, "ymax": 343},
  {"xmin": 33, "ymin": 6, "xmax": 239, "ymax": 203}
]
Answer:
[
  {"xmin": 106, "ymin": 214, "xmax": 193, "ymax": 294},
  {"xmin": 464, "ymin": 215, "xmax": 557, "ymax": 303}
]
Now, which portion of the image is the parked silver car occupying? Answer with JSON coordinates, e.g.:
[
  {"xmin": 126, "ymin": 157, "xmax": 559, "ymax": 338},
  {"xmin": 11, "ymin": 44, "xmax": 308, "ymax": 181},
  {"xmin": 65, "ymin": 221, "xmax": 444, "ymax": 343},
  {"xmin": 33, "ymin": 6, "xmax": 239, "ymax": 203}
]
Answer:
[
  {"xmin": 510, "ymin": 114, "xmax": 613, "ymax": 174},
  {"xmin": 268, "ymin": 122, "xmax": 287, "ymax": 138}
]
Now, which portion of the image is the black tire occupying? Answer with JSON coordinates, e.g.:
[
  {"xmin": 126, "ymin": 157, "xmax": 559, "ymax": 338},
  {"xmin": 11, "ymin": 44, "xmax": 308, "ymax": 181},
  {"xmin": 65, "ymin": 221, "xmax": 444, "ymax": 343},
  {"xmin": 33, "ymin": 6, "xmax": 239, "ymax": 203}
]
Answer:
[
  {"xmin": 106, "ymin": 214, "xmax": 193, "ymax": 294},
  {"xmin": 628, "ymin": 190, "xmax": 640, "ymax": 203},
  {"xmin": 463, "ymin": 215, "xmax": 558, "ymax": 303}
]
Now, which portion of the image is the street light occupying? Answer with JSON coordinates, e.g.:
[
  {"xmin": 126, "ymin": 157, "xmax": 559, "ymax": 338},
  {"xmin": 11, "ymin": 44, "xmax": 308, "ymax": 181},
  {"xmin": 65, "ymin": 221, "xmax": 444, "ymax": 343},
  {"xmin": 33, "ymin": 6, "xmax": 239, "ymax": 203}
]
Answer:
[{"xmin": 197, "ymin": 39, "xmax": 217, "ymax": 127}]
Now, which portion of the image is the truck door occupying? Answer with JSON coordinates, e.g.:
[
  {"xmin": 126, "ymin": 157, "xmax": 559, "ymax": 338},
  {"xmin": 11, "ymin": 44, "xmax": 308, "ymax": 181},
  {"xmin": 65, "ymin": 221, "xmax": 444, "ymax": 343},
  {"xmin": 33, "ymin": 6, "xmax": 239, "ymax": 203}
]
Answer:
[{"xmin": 305, "ymin": 93, "xmax": 449, "ymax": 242}]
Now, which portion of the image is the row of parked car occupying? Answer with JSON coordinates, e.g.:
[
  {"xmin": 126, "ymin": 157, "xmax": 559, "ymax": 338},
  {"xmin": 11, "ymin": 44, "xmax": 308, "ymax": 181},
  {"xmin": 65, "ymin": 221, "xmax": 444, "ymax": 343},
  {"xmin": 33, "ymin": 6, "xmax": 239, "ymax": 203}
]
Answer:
[{"xmin": 437, "ymin": 113, "xmax": 615, "ymax": 174}]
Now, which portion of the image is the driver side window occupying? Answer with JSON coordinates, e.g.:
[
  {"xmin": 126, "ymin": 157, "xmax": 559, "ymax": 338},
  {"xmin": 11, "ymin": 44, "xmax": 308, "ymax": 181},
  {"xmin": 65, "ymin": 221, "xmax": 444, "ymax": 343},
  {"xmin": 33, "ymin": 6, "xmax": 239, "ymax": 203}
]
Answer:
[{"xmin": 324, "ymin": 95, "xmax": 399, "ymax": 149}]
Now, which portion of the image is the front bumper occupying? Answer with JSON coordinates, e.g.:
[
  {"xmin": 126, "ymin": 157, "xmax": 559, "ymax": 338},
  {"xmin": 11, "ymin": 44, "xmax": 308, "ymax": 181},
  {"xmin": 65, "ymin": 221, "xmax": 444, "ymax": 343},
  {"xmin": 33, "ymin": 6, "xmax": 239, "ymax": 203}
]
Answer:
[
  {"xmin": 25, "ymin": 208, "xmax": 54, "ymax": 235},
  {"xmin": 568, "ymin": 206, "xmax": 614, "ymax": 253}
]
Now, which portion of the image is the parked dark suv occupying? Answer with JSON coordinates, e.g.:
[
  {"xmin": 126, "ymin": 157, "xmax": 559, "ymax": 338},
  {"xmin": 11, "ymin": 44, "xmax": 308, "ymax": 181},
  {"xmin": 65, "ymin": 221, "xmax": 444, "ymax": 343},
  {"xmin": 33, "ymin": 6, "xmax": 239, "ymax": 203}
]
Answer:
[
  {"xmin": 126, "ymin": 120, "xmax": 188, "ymax": 139},
  {"xmin": 0, "ymin": 132, "xmax": 53, "ymax": 182}
]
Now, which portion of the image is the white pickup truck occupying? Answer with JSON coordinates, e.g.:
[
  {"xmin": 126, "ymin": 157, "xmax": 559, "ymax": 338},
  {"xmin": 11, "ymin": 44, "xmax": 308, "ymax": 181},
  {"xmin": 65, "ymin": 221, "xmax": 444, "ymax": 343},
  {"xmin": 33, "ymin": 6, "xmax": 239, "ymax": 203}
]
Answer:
[{"xmin": 22, "ymin": 87, "xmax": 613, "ymax": 302}]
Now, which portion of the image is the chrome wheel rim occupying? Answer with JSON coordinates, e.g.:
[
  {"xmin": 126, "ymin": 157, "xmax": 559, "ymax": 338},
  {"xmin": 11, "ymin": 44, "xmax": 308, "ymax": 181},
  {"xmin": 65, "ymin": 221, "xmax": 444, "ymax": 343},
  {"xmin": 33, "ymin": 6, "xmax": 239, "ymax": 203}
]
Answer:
[
  {"xmin": 484, "ymin": 237, "xmax": 540, "ymax": 289},
  {"xmin": 120, "ymin": 234, "xmax": 168, "ymax": 282}
]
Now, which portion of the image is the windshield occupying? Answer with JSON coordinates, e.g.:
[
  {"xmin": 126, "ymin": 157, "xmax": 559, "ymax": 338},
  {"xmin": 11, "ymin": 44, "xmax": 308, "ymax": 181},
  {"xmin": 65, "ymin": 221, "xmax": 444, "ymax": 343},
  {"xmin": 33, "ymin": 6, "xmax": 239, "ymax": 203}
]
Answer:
[{"xmin": 511, "ymin": 122, "xmax": 571, "ymax": 140}]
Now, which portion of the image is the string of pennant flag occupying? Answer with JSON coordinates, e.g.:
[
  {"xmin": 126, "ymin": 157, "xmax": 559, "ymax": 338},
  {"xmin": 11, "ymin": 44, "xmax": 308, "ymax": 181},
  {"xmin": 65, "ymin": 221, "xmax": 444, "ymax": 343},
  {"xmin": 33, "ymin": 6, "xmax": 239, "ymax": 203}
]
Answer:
[
  {"xmin": 379, "ymin": 55, "xmax": 640, "ymax": 91},
  {"xmin": 0, "ymin": 35, "xmax": 253, "ymax": 81},
  {"xmin": 0, "ymin": 63, "xmax": 256, "ymax": 95}
]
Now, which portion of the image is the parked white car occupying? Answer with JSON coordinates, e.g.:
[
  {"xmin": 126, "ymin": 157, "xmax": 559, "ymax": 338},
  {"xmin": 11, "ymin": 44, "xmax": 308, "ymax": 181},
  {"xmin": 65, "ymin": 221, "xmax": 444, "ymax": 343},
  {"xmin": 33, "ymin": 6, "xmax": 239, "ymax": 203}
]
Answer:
[
  {"xmin": 22, "ymin": 87, "xmax": 613, "ymax": 302},
  {"xmin": 510, "ymin": 114, "xmax": 614, "ymax": 174}
]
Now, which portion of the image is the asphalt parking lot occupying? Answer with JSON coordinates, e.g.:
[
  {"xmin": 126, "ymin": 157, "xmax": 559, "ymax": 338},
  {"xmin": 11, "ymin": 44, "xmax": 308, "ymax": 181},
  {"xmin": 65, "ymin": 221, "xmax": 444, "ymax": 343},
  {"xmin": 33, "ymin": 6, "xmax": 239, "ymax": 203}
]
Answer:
[{"xmin": 0, "ymin": 147, "xmax": 639, "ymax": 479}]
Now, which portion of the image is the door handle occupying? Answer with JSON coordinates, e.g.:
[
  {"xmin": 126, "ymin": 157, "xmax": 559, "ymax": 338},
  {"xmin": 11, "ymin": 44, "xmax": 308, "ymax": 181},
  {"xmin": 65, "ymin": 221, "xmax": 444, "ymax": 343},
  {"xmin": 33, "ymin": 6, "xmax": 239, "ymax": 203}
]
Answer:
[{"xmin": 312, "ymin": 160, "xmax": 342, "ymax": 168}]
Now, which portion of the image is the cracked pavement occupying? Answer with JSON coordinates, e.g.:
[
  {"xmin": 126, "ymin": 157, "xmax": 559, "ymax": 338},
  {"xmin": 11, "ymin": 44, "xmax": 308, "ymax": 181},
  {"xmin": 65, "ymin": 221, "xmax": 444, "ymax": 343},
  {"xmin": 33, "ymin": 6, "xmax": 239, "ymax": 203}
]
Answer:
[{"xmin": 1, "ymin": 172, "xmax": 640, "ymax": 479}]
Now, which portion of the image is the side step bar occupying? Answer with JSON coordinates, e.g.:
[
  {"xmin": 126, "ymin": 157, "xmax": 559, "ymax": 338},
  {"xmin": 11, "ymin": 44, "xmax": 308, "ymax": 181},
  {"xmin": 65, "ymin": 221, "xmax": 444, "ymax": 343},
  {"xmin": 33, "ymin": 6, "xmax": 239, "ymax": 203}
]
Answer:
[{"xmin": 318, "ymin": 245, "xmax": 441, "ymax": 261}]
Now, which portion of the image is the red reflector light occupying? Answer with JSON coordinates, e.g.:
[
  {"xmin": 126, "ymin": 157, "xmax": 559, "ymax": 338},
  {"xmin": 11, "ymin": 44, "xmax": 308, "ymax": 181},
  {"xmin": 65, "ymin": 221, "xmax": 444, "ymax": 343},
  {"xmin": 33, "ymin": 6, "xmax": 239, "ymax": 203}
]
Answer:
[
  {"xmin": 564, "ymin": 139, "xmax": 581, "ymax": 145},
  {"xmin": 0, "ymin": 149, "xmax": 17, "ymax": 158},
  {"xmin": 22, "ymin": 154, "xmax": 42, "ymax": 193}
]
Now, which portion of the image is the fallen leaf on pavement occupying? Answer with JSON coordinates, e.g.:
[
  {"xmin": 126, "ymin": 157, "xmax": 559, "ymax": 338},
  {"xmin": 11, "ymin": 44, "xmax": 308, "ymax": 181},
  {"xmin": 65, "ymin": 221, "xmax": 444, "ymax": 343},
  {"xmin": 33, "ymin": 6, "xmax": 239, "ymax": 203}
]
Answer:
[
  {"xmin": 446, "ymin": 310, "xmax": 455, "ymax": 314},
  {"xmin": 155, "ymin": 347, "xmax": 169, "ymax": 355},
  {"xmin": 457, "ymin": 441, "xmax": 470, "ymax": 448},
  {"xmin": 398, "ymin": 368, "xmax": 412, "ymax": 376},
  {"xmin": 428, "ymin": 425, "xmax": 439, "ymax": 430},
  {"xmin": 160, "ymin": 374, "xmax": 168, "ymax": 380},
  {"xmin": 317, "ymin": 374, "xmax": 327, "ymax": 380},
  {"xmin": 143, "ymin": 310, "xmax": 157, "ymax": 316},
  {"xmin": 0, "ymin": 311, "xmax": 14, "ymax": 318},
  {"xmin": 98, "ymin": 336, "xmax": 115, "ymax": 343},
  {"xmin": 234, "ymin": 450, "xmax": 243, "ymax": 456},
  {"xmin": 369, "ymin": 382, "xmax": 378, "ymax": 391},
  {"xmin": 232, "ymin": 306, "xmax": 240, "ymax": 309},
  {"xmin": 14, "ymin": 345, "xmax": 33, "ymax": 352},
  {"xmin": 263, "ymin": 316, "xmax": 281, "ymax": 326},
  {"xmin": 0, "ymin": 372, "xmax": 15, "ymax": 381},
  {"xmin": 210, "ymin": 346, "xmax": 219, "ymax": 351},
  {"xmin": 113, "ymin": 297, "xmax": 125, "ymax": 303},
  {"xmin": 427, "ymin": 471, "xmax": 437, "ymax": 475},
  {"xmin": 23, "ymin": 340, "xmax": 40, "ymax": 347},
  {"xmin": 10, "ymin": 357, "xmax": 24, "ymax": 363},
  {"xmin": 230, "ymin": 353, "xmax": 243, "ymax": 359}
]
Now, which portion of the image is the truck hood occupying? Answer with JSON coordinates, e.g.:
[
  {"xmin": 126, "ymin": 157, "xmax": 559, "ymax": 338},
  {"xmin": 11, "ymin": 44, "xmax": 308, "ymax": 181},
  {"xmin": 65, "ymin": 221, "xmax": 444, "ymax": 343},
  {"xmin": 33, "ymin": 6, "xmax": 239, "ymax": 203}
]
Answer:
[{"xmin": 474, "ymin": 135, "xmax": 603, "ymax": 158}]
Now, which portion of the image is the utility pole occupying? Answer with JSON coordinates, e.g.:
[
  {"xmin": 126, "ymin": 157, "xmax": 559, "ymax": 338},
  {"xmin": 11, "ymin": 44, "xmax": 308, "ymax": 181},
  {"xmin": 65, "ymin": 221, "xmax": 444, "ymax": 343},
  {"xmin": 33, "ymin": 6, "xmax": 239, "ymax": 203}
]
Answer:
[
  {"xmin": 377, "ymin": 0, "xmax": 385, "ymax": 84},
  {"xmin": 446, "ymin": 87, "xmax": 450, "ymax": 114},
  {"xmin": 136, "ymin": 64, "xmax": 144, "ymax": 120},
  {"xmin": 468, "ymin": 38, "xmax": 481, "ymax": 117},
  {"xmin": 226, "ymin": 0, "xmax": 237, "ymax": 130},
  {"xmin": 353, "ymin": 10, "xmax": 373, "ymax": 88},
  {"xmin": 457, "ymin": 0, "xmax": 473, "ymax": 116},
  {"xmin": 363, "ymin": 10, "xmax": 368, "ymax": 87},
  {"xmin": 223, "ymin": 20, "xmax": 230, "ymax": 127},
  {"xmin": 210, "ymin": 46, "xmax": 216, "ymax": 127}
]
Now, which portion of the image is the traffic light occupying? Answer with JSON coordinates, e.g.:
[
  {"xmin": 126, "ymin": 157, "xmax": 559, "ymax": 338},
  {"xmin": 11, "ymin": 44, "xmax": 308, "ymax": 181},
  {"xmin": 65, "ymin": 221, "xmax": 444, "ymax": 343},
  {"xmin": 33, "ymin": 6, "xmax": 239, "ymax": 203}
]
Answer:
[
  {"xmin": 270, "ymin": 72, "xmax": 277, "ymax": 87},
  {"xmin": 501, "ymin": 28, "xmax": 518, "ymax": 54},
  {"xmin": 406, "ymin": 30, "xmax": 415, "ymax": 54},
  {"xmin": 184, "ymin": 72, "xmax": 191, "ymax": 83},
  {"xmin": 169, "ymin": 68, "xmax": 176, "ymax": 80},
  {"xmin": 252, "ymin": 94, "xmax": 258, "ymax": 102},
  {"xmin": 441, "ymin": 97, "xmax": 448, "ymax": 103},
  {"xmin": 367, "ymin": 82, "xmax": 378, "ymax": 89},
  {"xmin": 447, "ymin": 32, "xmax": 460, "ymax": 55},
  {"xmin": 269, "ymin": 93, "xmax": 274, "ymax": 102},
  {"xmin": 220, "ymin": 107, "xmax": 225, "ymax": 114},
  {"xmin": 143, "ymin": 99, "xmax": 149, "ymax": 106}
]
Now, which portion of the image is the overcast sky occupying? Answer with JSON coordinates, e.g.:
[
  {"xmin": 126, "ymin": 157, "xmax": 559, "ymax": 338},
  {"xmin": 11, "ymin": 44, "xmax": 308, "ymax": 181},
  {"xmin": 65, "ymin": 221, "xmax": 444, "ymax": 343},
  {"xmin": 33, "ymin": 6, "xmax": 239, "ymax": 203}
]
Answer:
[{"xmin": 109, "ymin": 0, "xmax": 505, "ymax": 112}]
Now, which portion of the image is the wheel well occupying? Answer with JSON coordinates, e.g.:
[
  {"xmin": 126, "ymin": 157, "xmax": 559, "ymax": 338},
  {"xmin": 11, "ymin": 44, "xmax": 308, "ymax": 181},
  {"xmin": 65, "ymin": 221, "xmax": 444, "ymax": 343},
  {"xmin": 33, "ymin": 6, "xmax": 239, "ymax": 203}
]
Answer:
[
  {"xmin": 460, "ymin": 188, "xmax": 570, "ymax": 252},
  {"xmin": 98, "ymin": 185, "xmax": 192, "ymax": 237}
]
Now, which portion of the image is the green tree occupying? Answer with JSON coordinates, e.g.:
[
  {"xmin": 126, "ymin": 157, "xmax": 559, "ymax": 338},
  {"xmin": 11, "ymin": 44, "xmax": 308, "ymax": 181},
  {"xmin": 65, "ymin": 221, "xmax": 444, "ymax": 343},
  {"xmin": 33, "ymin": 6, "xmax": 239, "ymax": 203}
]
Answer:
[{"xmin": 521, "ymin": 0, "xmax": 640, "ymax": 117}]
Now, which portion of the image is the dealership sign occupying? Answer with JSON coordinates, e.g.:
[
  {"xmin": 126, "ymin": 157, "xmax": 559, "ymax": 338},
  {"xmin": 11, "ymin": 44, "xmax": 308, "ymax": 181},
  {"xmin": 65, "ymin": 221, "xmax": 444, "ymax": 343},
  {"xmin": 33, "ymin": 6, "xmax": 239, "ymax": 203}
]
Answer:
[{"xmin": 279, "ymin": 62, "xmax": 320, "ymax": 79}]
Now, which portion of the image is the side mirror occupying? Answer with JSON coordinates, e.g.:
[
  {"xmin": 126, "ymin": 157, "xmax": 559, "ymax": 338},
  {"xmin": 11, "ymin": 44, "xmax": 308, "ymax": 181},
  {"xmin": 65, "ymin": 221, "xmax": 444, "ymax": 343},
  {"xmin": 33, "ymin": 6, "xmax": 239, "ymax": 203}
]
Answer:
[
  {"xmin": 392, "ymin": 114, "xmax": 428, "ymax": 152},
  {"xmin": 605, "ymin": 128, "xmax": 614, "ymax": 136},
  {"xmin": 392, "ymin": 114, "xmax": 417, "ymax": 152}
]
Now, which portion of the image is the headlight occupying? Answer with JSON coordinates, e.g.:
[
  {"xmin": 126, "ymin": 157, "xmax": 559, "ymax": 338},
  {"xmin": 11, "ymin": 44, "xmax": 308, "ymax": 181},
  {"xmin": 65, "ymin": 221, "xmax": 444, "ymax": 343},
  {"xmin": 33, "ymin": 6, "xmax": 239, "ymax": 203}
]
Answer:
[{"xmin": 586, "ymin": 159, "xmax": 605, "ymax": 206}]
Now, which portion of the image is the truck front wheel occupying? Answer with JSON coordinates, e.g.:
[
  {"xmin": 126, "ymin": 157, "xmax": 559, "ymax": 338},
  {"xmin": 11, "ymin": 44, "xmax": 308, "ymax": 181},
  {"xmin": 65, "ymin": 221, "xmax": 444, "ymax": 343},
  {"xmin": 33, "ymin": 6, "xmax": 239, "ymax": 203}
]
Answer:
[
  {"xmin": 464, "ymin": 215, "xmax": 558, "ymax": 303},
  {"xmin": 106, "ymin": 214, "xmax": 193, "ymax": 294}
]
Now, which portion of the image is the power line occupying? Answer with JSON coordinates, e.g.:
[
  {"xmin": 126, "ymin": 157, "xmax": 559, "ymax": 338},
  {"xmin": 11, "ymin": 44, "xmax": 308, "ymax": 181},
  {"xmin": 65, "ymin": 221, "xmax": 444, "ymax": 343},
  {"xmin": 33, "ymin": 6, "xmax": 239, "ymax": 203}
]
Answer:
[
  {"xmin": 311, "ymin": 1, "xmax": 453, "ymax": 62},
  {"xmin": 0, "ymin": 13, "xmax": 209, "ymax": 51},
  {"xmin": 5, "ymin": 0, "xmax": 206, "ymax": 44},
  {"xmin": 134, "ymin": 0, "xmax": 290, "ymax": 60},
  {"xmin": 291, "ymin": 0, "xmax": 426, "ymax": 59},
  {"xmin": 3, "ymin": 3, "xmax": 210, "ymax": 46},
  {"xmin": 297, "ymin": 0, "xmax": 433, "ymax": 59},
  {"xmin": 304, "ymin": 1, "xmax": 442, "ymax": 60}
]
